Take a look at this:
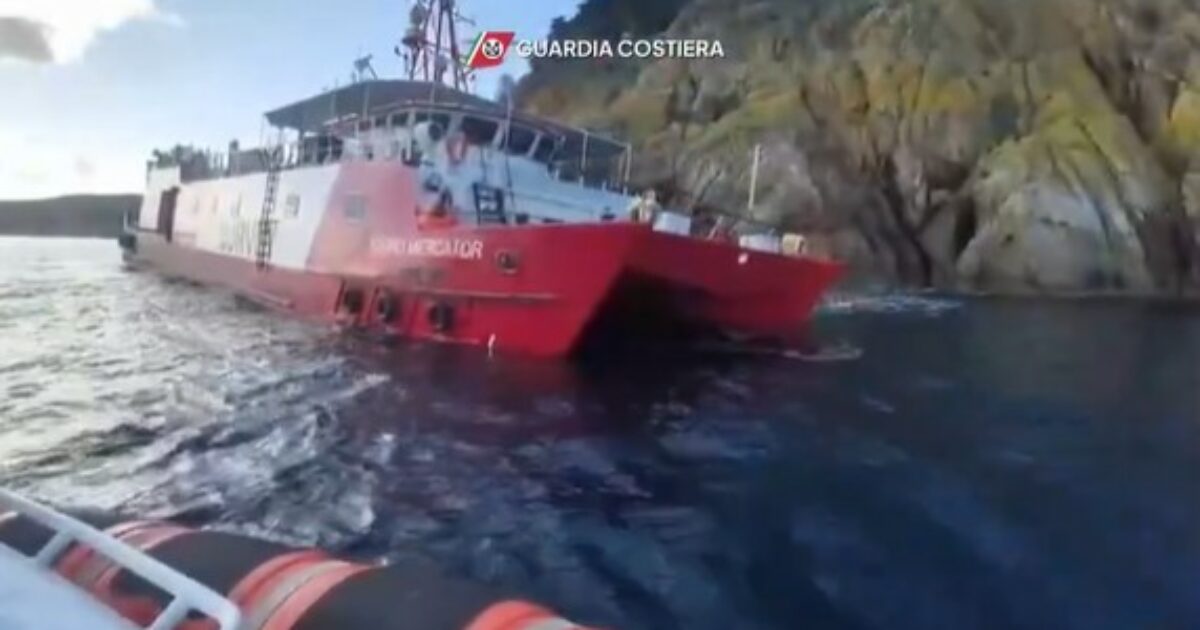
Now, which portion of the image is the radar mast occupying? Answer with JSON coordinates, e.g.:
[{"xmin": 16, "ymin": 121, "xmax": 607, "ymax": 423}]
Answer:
[{"xmin": 397, "ymin": 0, "xmax": 475, "ymax": 92}]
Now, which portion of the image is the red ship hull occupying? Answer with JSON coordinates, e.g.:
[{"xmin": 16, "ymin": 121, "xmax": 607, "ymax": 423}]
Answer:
[{"xmin": 130, "ymin": 223, "xmax": 842, "ymax": 357}]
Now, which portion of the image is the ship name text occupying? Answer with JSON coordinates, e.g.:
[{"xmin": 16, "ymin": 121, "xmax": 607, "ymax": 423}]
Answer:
[{"xmin": 370, "ymin": 237, "xmax": 484, "ymax": 260}]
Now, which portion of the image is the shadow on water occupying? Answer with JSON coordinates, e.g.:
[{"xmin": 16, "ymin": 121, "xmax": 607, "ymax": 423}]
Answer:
[{"xmin": 1, "ymin": 239, "xmax": 1199, "ymax": 630}]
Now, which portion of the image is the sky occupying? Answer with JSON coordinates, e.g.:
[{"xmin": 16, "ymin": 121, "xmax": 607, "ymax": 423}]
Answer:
[{"xmin": 0, "ymin": 0, "xmax": 574, "ymax": 200}]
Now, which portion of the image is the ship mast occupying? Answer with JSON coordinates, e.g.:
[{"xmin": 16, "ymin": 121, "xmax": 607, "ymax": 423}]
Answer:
[{"xmin": 398, "ymin": 0, "xmax": 473, "ymax": 92}]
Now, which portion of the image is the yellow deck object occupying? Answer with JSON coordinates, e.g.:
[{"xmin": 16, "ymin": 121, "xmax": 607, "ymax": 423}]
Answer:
[{"xmin": 782, "ymin": 233, "xmax": 808, "ymax": 256}]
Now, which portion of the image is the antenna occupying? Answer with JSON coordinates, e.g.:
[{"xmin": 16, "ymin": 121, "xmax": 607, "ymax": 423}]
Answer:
[
  {"xmin": 353, "ymin": 55, "xmax": 378, "ymax": 82},
  {"xmin": 397, "ymin": 0, "xmax": 472, "ymax": 91}
]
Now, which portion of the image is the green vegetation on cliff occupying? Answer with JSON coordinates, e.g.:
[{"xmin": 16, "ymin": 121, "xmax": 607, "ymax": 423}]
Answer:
[
  {"xmin": 0, "ymin": 195, "xmax": 136, "ymax": 238},
  {"xmin": 519, "ymin": 0, "xmax": 1200, "ymax": 294}
]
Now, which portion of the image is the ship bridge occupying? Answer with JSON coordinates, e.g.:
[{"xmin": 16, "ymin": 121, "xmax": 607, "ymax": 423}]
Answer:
[{"xmin": 262, "ymin": 80, "xmax": 631, "ymax": 190}]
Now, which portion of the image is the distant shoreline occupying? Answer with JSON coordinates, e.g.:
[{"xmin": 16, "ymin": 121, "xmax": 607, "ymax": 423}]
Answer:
[
  {"xmin": 822, "ymin": 288, "xmax": 1200, "ymax": 308},
  {"xmin": 0, "ymin": 195, "xmax": 138, "ymax": 238}
]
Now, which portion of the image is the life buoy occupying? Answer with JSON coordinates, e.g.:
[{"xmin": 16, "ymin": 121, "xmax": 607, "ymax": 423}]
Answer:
[
  {"xmin": 446, "ymin": 133, "xmax": 469, "ymax": 166},
  {"xmin": 374, "ymin": 290, "xmax": 399, "ymax": 323},
  {"xmin": 495, "ymin": 250, "xmax": 520, "ymax": 274}
]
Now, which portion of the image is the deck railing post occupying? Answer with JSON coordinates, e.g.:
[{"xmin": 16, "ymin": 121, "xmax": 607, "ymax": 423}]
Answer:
[
  {"xmin": 580, "ymin": 131, "xmax": 590, "ymax": 184},
  {"xmin": 748, "ymin": 143, "xmax": 762, "ymax": 210},
  {"xmin": 623, "ymin": 144, "xmax": 633, "ymax": 193}
]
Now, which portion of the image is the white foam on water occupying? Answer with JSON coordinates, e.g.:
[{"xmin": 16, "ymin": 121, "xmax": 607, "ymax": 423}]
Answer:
[{"xmin": 819, "ymin": 292, "xmax": 964, "ymax": 316}]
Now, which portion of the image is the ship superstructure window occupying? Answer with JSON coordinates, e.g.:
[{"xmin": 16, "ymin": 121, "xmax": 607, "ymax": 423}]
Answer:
[
  {"xmin": 374, "ymin": 116, "xmax": 389, "ymax": 129},
  {"xmin": 504, "ymin": 125, "xmax": 537, "ymax": 156},
  {"xmin": 461, "ymin": 116, "xmax": 499, "ymax": 146},
  {"xmin": 344, "ymin": 194, "xmax": 368, "ymax": 221},
  {"xmin": 389, "ymin": 112, "xmax": 410, "ymax": 128},
  {"xmin": 532, "ymin": 136, "xmax": 558, "ymax": 164},
  {"xmin": 412, "ymin": 112, "xmax": 451, "ymax": 134},
  {"xmin": 285, "ymin": 193, "xmax": 301, "ymax": 219}
]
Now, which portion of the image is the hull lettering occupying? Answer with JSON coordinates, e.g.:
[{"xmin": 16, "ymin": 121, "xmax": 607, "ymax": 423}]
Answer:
[{"xmin": 371, "ymin": 237, "xmax": 484, "ymax": 260}]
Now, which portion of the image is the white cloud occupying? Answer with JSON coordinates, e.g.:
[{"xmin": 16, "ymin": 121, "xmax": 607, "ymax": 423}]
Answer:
[{"xmin": 0, "ymin": 0, "xmax": 182, "ymax": 63}]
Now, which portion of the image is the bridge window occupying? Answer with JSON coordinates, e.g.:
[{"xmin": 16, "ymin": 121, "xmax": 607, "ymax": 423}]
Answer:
[
  {"xmin": 412, "ymin": 112, "xmax": 451, "ymax": 131},
  {"xmin": 504, "ymin": 125, "xmax": 537, "ymax": 156},
  {"xmin": 344, "ymin": 194, "xmax": 368, "ymax": 221},
  {"xmin": 374, "ymin": 116, "xmax": 388, "ymax": 129},
  {"xmin": 390, "ymin": 111, "xmax": 411, "ymax": 128},
  {"xmin": 532, "ymin": 136, "xmax": 558, "ymax": 164},
  {"xmin": 357, "ymin": 119, "xmax": 372, "ymax": 133},
  {"xmin": 461, "ymin": 116, "xmax": 499, "ymax": 146}
]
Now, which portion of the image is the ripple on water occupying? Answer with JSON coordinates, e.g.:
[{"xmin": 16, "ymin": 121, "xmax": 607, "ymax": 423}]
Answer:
[{"xmin": 2, "ymin": 238, "xmax": 1199, "ymax": 630}]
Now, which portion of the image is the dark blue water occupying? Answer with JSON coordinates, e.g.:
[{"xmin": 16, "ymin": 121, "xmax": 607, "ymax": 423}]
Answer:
[{"xmin": 1, "ymin": 237, "xmax": 1198, "ymax": 630}]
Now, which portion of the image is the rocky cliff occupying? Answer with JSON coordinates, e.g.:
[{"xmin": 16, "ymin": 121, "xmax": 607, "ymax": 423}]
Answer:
[{"xmin": 518, "ymin": 0, "xmax": 1200, "ymax": 293}]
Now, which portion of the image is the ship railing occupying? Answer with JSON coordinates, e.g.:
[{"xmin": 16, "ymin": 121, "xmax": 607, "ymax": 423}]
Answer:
[
  {"xmin": 548, "ymin": 157, "xmax": 629, "ymax": 193},
  {"xmin": 0, "ymin": 489, "xmax": 242, "ymax": 630},
  {"xmin": 176, "ymin": 136, "xmax": 631, "ymax": 191},
  {"xmin": 492, "ymin": 182, "xmax": 799, "ymax": 240},
  {"xmin": 495, "ymin": 194, "xmax": 796, "ymax": 252},
  {"xmin": 505, "ymin": 187, "xmax": 620, "ymax": 221}
]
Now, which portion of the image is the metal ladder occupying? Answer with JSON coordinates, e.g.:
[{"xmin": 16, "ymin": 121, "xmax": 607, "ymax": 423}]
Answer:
[
  {"xmin": 255, "ymin": 147, "xmax": 283, "ymax": 269},
  {"xmin": 0, "ymin": 489, "xmax": 241, "ymax": 630},
  {"xmin": 472, "ymin": 182, "xmax": 508, "ymax": 225}
]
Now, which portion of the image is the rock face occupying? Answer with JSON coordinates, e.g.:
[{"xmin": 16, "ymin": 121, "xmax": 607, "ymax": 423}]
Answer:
[{"xmin": 518, "ymin": 0, "xmax": 1200, "ymax": 293}]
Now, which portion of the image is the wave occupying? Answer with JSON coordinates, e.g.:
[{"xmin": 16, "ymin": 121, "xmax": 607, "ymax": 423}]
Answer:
[{"xmin": 819, "ymin": 292, "xmax": 964, "ymax": 316}]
